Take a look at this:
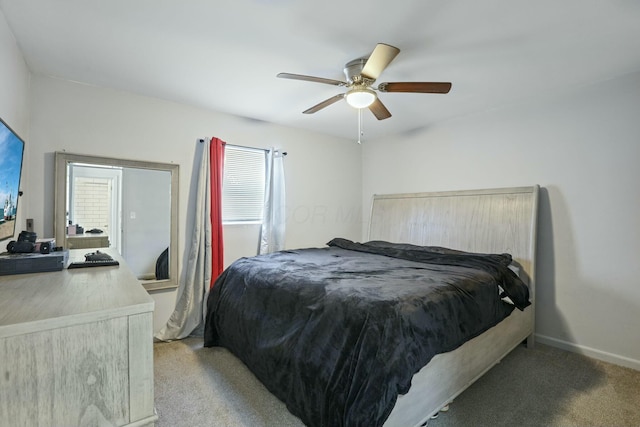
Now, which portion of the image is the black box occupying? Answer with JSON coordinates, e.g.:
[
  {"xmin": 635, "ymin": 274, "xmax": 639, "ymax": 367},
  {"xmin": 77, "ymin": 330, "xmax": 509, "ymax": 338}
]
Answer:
[{"xmin": 0, "ymin": 250, "xmax": 69, "ymax": 276}]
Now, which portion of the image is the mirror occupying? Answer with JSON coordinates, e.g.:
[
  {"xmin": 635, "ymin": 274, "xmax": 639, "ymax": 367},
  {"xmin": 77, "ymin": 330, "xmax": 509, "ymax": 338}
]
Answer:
[{"xmin": 54, "ymin": 152, "xmax": 179, "ymax": 291}]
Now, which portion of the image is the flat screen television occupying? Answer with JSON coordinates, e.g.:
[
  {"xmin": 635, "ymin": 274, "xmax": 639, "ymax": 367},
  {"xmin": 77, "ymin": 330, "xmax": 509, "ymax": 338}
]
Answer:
[{"xmin": 0, "ymin": 117, "xmax": 25, "ymax": 243}]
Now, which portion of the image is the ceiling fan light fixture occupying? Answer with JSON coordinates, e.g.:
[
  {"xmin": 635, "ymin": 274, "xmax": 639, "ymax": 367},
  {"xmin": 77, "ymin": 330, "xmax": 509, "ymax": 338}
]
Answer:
[{"xmin": 345, "ymin": 87, "xmax": 376, "ymax": 109}]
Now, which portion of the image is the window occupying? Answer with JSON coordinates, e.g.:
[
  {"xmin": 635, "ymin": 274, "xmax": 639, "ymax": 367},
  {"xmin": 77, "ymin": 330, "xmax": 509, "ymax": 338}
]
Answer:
[{"xmin": 222, "ymin": 145, "xmax": 266, "ymax": 223}]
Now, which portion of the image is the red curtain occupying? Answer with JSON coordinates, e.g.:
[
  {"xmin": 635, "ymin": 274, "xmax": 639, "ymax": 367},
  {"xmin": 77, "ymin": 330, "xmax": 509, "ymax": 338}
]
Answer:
[{"xmin": 209, "ymin": 137, "xmax": 226, "ymax": 287}]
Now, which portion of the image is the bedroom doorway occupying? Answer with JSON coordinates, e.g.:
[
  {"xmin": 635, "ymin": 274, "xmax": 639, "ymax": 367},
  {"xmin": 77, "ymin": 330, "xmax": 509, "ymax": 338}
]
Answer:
[{"xmin": 67, "ymin": 164, "xmax": 122, "ymax": 252}]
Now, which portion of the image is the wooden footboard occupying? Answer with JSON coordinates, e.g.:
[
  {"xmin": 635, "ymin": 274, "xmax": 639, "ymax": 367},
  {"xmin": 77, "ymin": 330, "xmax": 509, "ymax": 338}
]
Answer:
[
  {"xmin": 384, "ymin": 307, "xmax": 532, "ymax": 426},
  {"xmin": 368, "ymin": 186, "xmax": 539, "ymax": 426}
]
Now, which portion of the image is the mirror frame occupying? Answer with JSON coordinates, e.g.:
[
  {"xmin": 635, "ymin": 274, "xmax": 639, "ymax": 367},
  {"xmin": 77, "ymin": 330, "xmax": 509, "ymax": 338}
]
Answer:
[{"xmin": 54, "ymin": 151, "xmax": 179, "ymax": 292}]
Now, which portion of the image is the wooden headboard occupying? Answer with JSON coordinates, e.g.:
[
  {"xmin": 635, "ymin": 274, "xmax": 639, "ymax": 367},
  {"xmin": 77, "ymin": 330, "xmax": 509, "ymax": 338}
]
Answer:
[{"xmin": 368, "ymin": 186, "xmax": 539, "ymax": 298}]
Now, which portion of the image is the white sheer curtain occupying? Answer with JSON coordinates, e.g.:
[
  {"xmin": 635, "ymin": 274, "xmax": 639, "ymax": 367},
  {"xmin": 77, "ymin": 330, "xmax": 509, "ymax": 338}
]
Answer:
[
  {"xmin": 155, "ymin": 140, "xmax": 213, "ymax": 341},
  {"xmin": 259, "ymin": 149, "xmax": 286, "ymax": 254}
]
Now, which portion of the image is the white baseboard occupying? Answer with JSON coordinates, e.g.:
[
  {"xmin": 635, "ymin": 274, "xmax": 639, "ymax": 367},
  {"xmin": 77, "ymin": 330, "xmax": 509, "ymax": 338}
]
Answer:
[{"xmin": 535, "ymin": 334, "xmax": 640, "ymax": 371}]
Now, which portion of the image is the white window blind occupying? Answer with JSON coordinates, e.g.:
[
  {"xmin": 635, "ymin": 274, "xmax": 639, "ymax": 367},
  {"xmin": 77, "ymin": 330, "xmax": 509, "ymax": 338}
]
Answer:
[{"xmin": 222, "ymin": 145, "xmax": 266, "ymax": 223}]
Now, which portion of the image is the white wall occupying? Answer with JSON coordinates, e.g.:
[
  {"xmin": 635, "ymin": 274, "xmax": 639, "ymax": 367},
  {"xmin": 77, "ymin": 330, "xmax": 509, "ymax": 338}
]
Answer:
[
  {"xmin": 0, "ymin": 9, "xmax": 30, "ymax": 243},
  {"xmin": 363, "ymin": 71, "xmax": 640, "ymax": 370},
  {"xmin": 27, "ymin": 75, "xmax": 362, "ymax": 332}
]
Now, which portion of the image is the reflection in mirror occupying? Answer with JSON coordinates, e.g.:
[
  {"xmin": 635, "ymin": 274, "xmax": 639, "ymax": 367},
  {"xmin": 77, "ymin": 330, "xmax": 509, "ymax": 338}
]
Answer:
[{"xmin": 55, "ymin": 152, "xmax": 179, "ymax": 291}]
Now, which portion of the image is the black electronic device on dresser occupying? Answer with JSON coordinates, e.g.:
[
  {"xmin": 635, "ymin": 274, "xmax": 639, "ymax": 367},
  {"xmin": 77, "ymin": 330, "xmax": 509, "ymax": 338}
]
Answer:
[
  {"xmin": 6, "ymin": 230, "xmax": 56, "ymax": 254},
  {"xmin": 0, "ymin": 250, "xmax": 69, "ymax": 276},
  {"xmin": 1, "ymin": 229, "xmax": 67, "ymax": 275},
  {"xmin": 67, "ymin": 251, "xmax": 119, "ymax": 269}
]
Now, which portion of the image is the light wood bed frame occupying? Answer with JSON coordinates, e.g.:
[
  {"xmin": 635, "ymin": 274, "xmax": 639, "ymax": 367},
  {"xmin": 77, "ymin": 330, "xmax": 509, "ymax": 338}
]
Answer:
[{"xmin": 367, "ymin": 186, "xmax": 539, "ymax": 427}]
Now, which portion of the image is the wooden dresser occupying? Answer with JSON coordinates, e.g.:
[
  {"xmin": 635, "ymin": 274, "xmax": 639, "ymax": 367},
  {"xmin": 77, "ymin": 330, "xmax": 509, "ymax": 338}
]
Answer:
[{"xmin": 0, "ymin": 249, "xmax": 157, "ymax": 427}]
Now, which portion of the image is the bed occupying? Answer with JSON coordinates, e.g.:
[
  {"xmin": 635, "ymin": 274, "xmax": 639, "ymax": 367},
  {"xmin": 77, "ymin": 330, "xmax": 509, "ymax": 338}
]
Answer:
[{"xmin": 204, "ymin": 185, "xmax": 539, "ymax": 427}]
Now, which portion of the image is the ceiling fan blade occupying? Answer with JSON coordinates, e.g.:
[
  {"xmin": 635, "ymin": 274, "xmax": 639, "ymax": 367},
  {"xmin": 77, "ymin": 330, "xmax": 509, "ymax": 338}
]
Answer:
[
  {"xmin": 360, "ymin": 43, "xmax": 400, "ymax": 80},
  {"xmin": 377, "ymin": 82, "xmax": 452, "ymax": 93},
  {"xmin": 368, "ymin": 98, "xmax": 392, "ymax": 120},
  {"xmin": 277, "ymin": 72, "xmax": 346, "ymax": 86},
  {"xmin": 303, "ymin": 94, "xmax": 345, "ymax": 114}
]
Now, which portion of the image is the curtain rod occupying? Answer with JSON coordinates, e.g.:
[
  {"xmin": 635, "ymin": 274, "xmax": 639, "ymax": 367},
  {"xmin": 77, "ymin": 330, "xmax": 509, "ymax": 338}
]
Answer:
[{"xmin": 198, "ymin": 139, "xmax": 287, "ymax": 156}]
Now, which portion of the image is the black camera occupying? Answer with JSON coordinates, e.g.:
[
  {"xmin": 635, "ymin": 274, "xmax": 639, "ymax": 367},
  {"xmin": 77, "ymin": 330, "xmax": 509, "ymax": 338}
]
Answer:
[
  {"xmin": 6, "ymin": 230, "xmax": 49, "ymax": 254},
  {"xmin": 18, "ymin": 230, "xmax": 37, "ymax": 243},
  {"xmin": 7, "ymin": 240, "xmax": 36, "ymax": 254}
]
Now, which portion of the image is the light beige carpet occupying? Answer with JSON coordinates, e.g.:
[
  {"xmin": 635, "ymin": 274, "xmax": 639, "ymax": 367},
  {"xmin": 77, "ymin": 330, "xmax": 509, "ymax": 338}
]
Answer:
[
  {"xmin": 154, "ymin": 337, "xmax": 304, "ymax": 427},
  {"xmin": 154, "ymin": 338, "xmax": 640, "ymax": 427}
]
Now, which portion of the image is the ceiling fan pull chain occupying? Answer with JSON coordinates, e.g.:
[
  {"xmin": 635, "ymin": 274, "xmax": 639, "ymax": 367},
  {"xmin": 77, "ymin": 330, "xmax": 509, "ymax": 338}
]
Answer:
[{"xmin": 357, "ymin": 108, "xmax": 363, "ymax": 144}]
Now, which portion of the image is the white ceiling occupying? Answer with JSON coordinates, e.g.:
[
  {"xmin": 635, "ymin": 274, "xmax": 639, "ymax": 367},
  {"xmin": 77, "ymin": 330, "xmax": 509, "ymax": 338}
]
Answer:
[{"xmin": 2, "ymin": 0, "xmax": 640, "ymax": 141}]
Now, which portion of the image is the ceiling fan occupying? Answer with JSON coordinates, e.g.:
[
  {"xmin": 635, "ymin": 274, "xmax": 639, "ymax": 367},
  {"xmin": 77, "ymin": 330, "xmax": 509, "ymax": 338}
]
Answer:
[{"xmin": 277, "ymin": 43, "xmax": 452, "ymax": 120}]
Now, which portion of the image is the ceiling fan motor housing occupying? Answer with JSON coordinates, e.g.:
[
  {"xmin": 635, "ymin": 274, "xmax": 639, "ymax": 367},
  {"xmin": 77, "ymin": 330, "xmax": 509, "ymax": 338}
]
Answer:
[{"xmin": 344, "ymin": 58, "xmax": 371, "ymax": 84}]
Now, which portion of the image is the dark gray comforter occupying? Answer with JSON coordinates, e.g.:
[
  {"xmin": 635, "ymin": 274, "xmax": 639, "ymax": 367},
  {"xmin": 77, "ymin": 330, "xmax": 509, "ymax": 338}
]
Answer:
[{"xmin": 204, "ymin": 238, "xmax": 530, "ymax": 427}]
